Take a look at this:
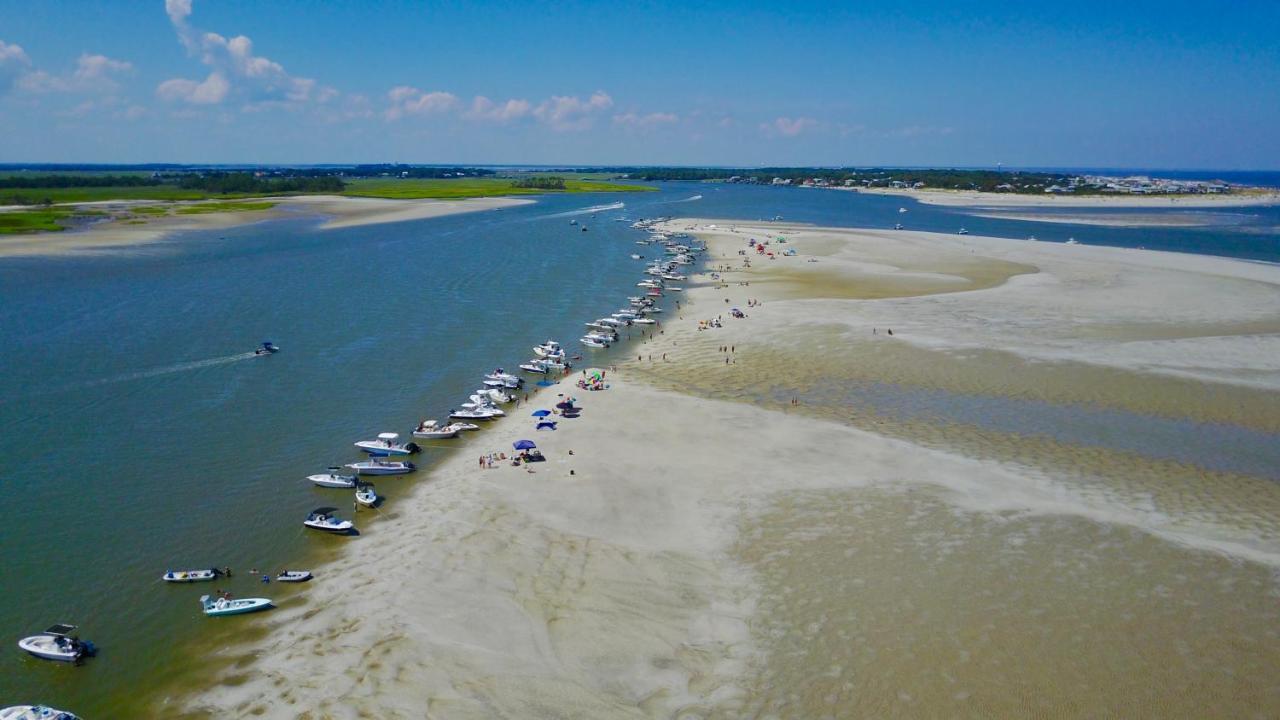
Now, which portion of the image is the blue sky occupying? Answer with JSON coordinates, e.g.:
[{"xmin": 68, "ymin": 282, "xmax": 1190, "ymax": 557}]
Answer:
[{"xmin": 1, "ymin": 0, "xmax": 1277, "ymax": 167}]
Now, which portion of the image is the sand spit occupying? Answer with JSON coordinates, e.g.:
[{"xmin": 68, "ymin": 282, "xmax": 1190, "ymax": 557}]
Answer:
[
  {"xmin": 179, "ymin": 219, "xmax": 1280, "ymax": 718},
  {"xmin": 967, "ymin": 210, "xmax": 1247, "ymax": 228},
  {"xmin": 850, "ymin": 186, "xmax": 1280, "ymax": 208},
  {"xmin": 659, "ymin": 219, "xmax": 1280, "ymax": 393},
  {"xmin": 0, "ymin": 195, "xmax": 532, "ymax": 257}
]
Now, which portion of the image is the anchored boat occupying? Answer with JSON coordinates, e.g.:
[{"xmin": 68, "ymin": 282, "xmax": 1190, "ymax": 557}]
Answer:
[
  {"xmin": 303, "ymin": 507, "xmax": 354, "ymax": 533},
  {"xmin": 199, "ymin": 595, "xmax": 272, "ymax": 617},
  {"xmin": 17, "ymin": 625, "xmax": 95, "ymax": 663},
  {"xmin": 354, "ymin": 432, "xmax": 420, "ymax": 456},
  {"xmin": 345, "ymin": 458, "xmax": 415, "ymax": 475},
  {"xmin": 161, "ymin": 568, "xmax": 219, "ymax": 583}
]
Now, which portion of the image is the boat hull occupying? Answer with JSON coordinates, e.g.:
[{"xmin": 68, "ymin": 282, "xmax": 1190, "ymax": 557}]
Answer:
[{"xmin": 345, "ymin": 462, "xmax": 415, "ymax": 475}]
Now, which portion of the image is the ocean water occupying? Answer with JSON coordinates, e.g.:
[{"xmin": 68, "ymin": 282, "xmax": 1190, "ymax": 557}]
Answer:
[{"xmin": 2, "ymin": 182, "xmax": 1278, "ymax": 715}]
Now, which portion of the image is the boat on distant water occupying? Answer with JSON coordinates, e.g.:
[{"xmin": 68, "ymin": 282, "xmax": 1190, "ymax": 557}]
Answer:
[
  {"xmin": 0, "ymin": 705, "xmax": 81, "ymax": 719},
  {"xmin": 303, "ymin": 507, "xmax": 353, "ymax": 533},
  {"xmin": 308, "ymin": 467, "xmax": 358, "ymax": 488},
  {"xmin": 17, "ymin": 625, "xmax": 95, "ymax": 663},
  {"xmin": 894, "ymin": 223, "xmax": 903, "ymax": 230},
  {"xmin": 199, "ymin": 594, "xmax": 272, "ymax": 617},
  {"xmin": 345, "ymin": 458, "xmax": 415, "ymax": 475},
  {"xmin": 254, "ymin": 341, "xmax": 280, "ymax": 356},
  {"xmin": 354, "ymin": 432, "xmax": 420, "ymax": 456},
  {"xmin": 161, "ymin": 568, "xmax": 219, "ymax": 583},
  {"xmin": 958, "ymin": 227, "xmax": 969, "ymax": 235}
]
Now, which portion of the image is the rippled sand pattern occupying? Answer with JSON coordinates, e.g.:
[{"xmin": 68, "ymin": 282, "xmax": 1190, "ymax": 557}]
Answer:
[{"xmin": 732, "ymin": 488, "xmax": 1280, "ymax": 719}]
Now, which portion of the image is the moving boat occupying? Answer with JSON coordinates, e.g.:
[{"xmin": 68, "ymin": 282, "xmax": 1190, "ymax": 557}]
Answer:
[
  {"xmin": 345, "ymin": 459, "xmax": 415, "ymax": 475},
  {"xmin": 413, "ymin": 420, "xmax": 459, "ymax": 439},
  {"xmin": 355, "ymin": 486, "xmax": 379, "ymax": 507},
  {"xmin": 303, "ymin": 507, "xmax": 354, "ymax": 533},
  {"xmin": 308, "ymin": 467, "xmax": 358, "ymax": 488},
  {"xmin": 0, "ymin": 706, "xmax": 80, "ymax": 720},
  {"xmin": 17, "ymin": 626, "xmax": 95, "ymax": 663},
  {"xmin": 161, "ymin": 568, "xmax": 218, "ymax": 583},
  {"xmin": 354, "ymin": 432, "xmax": 420, "ymax": 456},
  {"xmin": 254, "ymin": 341, "xmax": 280, "ymax": 356},
  {"xmin": 199, "ymin": 594, "xmax": 272, "ymax": 617},
  {"xmin": 277, "ymin": 570, "xmax": 312, "ymax": 583}
]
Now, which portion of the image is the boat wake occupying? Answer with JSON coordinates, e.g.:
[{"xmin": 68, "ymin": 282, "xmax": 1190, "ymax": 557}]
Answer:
[
  {"xmin": 82, "ymin": 352, "xmax": 260, "ymax": 389},
  {"xmin": 541, "ymin": 201, "xmax": 626, "ymax": 219}
]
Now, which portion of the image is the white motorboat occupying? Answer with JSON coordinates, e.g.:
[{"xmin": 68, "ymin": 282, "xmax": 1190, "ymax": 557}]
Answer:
[
  {"xmin": 580, "ymin": 336, "xmax": 609, "ymax": 348},
  {"xmin": 597, "ymin": 317, "xmax": 627, "ymax": 328},
  {"xmin": 355, "ymin": 486, "xmax": 379, "ymax": 507},
  {"xmin": 199, "ymin": 594, "xmax": 273, "ymax": 616},
  {"xmin": 539, "ymin": 357, "xmax": 569, "ymax": 371},
  {"xmin": 308, "ymin": 467, "xmax": 358, "ymax": 488},
  {"xmin": 277, "ymin": 570, "xmax": 312, "ymax": 583},
  {"xmin": 0, "ymin": 706, "xmax": 80, "ymax": 720},
  {"xmin": 449, "ymin": 406, "xmax": 504, "ymax": 421},
  {"xmin": 345, "ymin": 459, "xmax": 415, "ymax": 475},
  {"xmin": 478, "ymin": 388, "xmax": 514, "ymax": 404},
  {"xmin": 449, "ymin": 422, "xmax": 481, "ymax": 432},
  {"xmin": 637, "ymin": 280, "xmax": 662, "ymax": 288},
  {"xmin": 161, "ymin": 568, "xmax": 218, "ymax": 583},
  {"xmin": 354, "ymin": 432, "xmax": 420, "ymax": 456},
  {"xmin": 519, "ymin": 361, "xmax": 549, "ymax": 374},
  {"xmin": 17, "ymin": 626, "xmax": 94, "ymax": 663},
  {"xmin": 630, "ymin": 254, "xmax": 643, "ymax": 259},
  {"xmin": 666, "ymin": 287, "xmax": 683, "ymax": 292},
  {"xmin": 631, "ymin": 317, "xmax": 656, "ymax": 325},
  {"xmin": 413, "ymin": 420, "xmax": 459, "ymax": 439},
  {"xmin": 661, "ymin": 273, "xmax": 686, "ymax": 281},
  {"xmin": 533, "ymin": 340, "xmax": 563, "ymax": 358},
  {"xmin": 303, "ymin": 508, "xmax": 354, "ymax": 533},
  {"xmin": 253, "ymin": 341, "xmax": 280, "ymax": 356},
  {"xmin": 483, "ymin": 370, "xmax": 523, "ymax": 384},
  {"xmin": 958, "ymin": 227, "xmax": 969, "ymax": 235}
]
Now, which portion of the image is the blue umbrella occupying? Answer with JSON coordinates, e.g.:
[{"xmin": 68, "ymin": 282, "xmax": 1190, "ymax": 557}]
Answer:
[
  {"xmin": 513, "ymin": 439, "xmax": 536, "ymax": 450},
  {"xmin": 531, "ymin": 409, "xmax": 552, "ymax": 417}
]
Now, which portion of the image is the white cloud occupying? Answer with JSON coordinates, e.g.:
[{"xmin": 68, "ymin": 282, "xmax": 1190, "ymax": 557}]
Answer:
[
  {"xmin": 74, "ymin": 53, "xmax": 132, "ymax": 83},
  {"xmin": 0, "ymin": 39, "xmax": 30, "ymax": 93},
  {"xmin": 157, "ymin": 71, "xmax": 229, "ymax": 104},
  {"xmin": 533, "ymin": 91, "xmax": 612, "ymax": 131},
  {"xmin": 760, "ymin": 116, "xmax": 818, "ymax": 137},
  {"xmin": 466, "ymin": 95, "xmax": 532, "ymax": 122},
  {"xmin": 160, "ymin": 0, "xmax": 327, "ymax": 108},
  {"xmin": 613, "ymin": 111, "xmax": 678, "ymax": 130},
  {"xmin": 384, "ymin": 86, "xmax": 459, "ymax": 120}
]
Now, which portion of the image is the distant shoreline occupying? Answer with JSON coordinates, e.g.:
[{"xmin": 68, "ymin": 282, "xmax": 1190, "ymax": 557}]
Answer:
[{"xmin": 0, "ymin": 195, "xmax": 534, "ymax": 257}]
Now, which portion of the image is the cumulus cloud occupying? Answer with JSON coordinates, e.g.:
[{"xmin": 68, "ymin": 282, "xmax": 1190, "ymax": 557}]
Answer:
[
  {"xmin": 760, "ymin": 116, "xmax": 818, "ymax": 137},
  {"xmin": 157, "ymin": 72, "xmax": 229, "ymax": 104},
  {"xmin": 0, "ymin": 40, "xmax": 32, "ymax": 93},
  {"xmin": 158, "ymin": 0, "xmax": 330, "ymax": 108},
  {"xmin": 533, "ymin": 91, "xmax": 612, "ymax": 131},
  {"xmin": 384, "ymin": 86, "xmax": 459, "ymax": 120},
  {"xmin": 466, "ymin": 95, "xmax": 532, "ymax": 122}
]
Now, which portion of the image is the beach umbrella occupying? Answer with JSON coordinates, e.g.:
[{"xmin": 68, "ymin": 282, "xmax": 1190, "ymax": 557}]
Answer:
[
  {"xmin": 513, "ymin": 440, "xmax": 536, "ymax": 450},
  {"xmin": 531, "ymin": 409, "xmax": 552, "ymax": 417}
]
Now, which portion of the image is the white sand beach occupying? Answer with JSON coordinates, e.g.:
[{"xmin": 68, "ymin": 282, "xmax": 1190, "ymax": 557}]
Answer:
[
  {"xmin": 181, "ymin": 221, "xmax": 1280, "ymax": 719},
  {"xmin": 0, "ymin": 195, "xmax": 532, "ymax": 257},
  {"xmin": 851, "ymin": 186, "xmax": 1280, "ymax": 208}
]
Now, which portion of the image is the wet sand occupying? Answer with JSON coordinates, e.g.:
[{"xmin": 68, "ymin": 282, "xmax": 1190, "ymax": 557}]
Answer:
[{"xmin": 178, "ymin": 221, "xmax": 1280, "ymax": 718}]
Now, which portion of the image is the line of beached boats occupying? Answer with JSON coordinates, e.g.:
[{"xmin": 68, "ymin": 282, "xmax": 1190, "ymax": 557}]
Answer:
[{"xmin": 9, "ymin": 215, "xmax": 705, "ymax": 716}]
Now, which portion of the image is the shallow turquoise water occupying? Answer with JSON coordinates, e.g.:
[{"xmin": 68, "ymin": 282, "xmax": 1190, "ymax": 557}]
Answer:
[{"xmin": 2, "ymin": 183, "xmax": 1277, "ymax": 715}]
